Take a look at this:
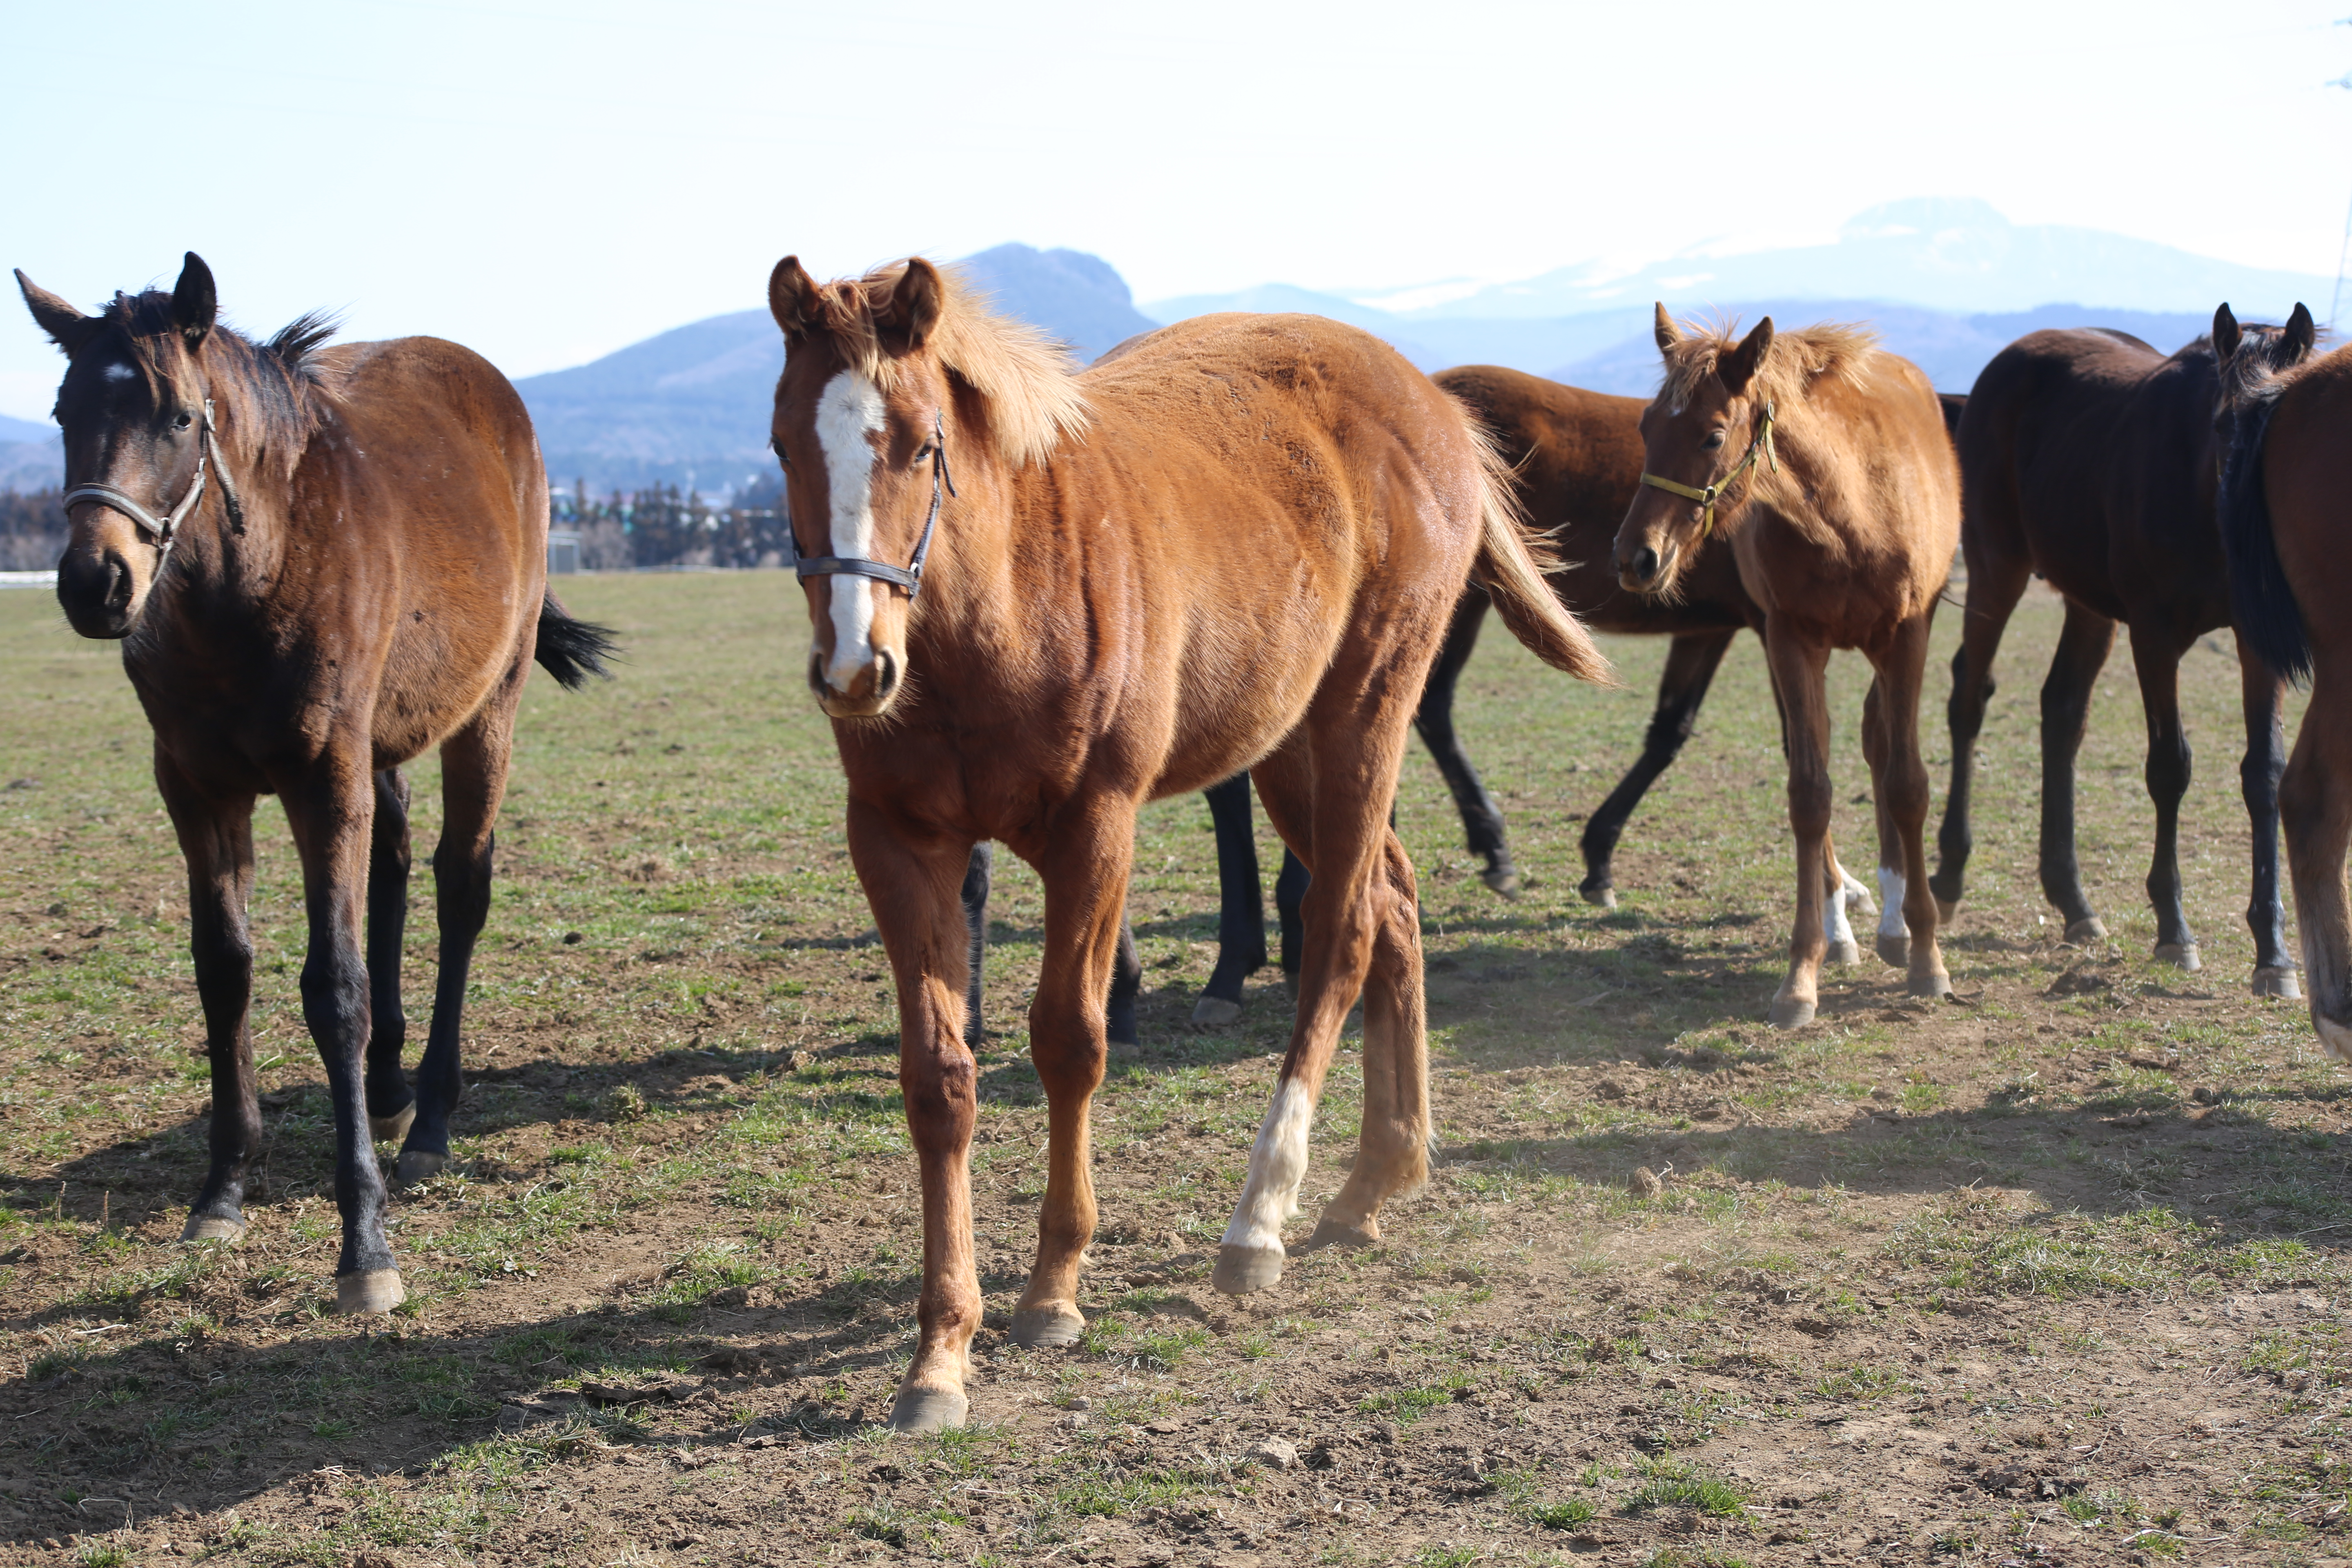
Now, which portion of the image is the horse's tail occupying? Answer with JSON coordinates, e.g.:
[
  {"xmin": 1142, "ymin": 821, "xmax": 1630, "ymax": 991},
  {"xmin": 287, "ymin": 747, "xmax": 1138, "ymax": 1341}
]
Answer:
[
  {"xmin": 2218, "ymin": 388, "xmax": 2312, "ymax": 686},
  {"xmin": 535, "ymin": 591, "xmax": 621, "ymax": 690},
  {"xmin": 1452, "ymin": 399, "xmax": 1616, "ymax": 687}
]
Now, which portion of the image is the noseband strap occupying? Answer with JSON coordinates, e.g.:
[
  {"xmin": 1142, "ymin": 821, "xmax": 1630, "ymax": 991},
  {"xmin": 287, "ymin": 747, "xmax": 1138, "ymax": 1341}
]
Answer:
[
  {"xmin": 1638, "ymin": 400, "xmax": 1777, "ymax": 540},
  {"xmin": 61, "ymin": 399, "xmax": 246, "ymax": 557},
  {"xmin": 788, "ymin": 411, "xmax": 957, "ymax": 599}
]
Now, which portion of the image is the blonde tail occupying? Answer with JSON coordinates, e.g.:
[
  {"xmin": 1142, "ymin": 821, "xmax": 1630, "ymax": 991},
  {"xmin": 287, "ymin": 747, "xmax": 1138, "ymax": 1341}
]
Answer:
[{"xmin": 1454, "ymin": 398, "xmax": 1616, "ymax": 686}]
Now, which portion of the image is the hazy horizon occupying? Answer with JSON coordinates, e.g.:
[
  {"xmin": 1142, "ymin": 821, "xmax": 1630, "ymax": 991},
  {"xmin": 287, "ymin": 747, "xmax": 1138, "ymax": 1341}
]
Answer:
[{"xmin": 6, "ymin": 0, "xmax": 2350, "ymax": 422}]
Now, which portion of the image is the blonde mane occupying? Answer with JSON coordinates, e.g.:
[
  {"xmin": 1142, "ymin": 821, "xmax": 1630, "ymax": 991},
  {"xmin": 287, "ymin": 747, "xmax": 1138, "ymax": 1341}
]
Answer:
[
  {"xmin": 817, "ymin": 262, "xmax": 1091, "ymax": 468},
  {"xmin": 1657, "ymin": 314, "xmax": 1881, "ymax": 411}
]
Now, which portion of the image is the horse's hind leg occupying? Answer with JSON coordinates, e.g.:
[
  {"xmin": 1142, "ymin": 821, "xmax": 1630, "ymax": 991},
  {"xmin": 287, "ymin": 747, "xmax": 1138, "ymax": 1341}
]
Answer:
[
  {"xmin": 1195, "ymin": 774, "xmax": 1267, "ymax": 1025},
  {"xmin": 364, "ymin": 768, "xmax": 418, "ymax": 1145},
  {"xmin": 1930, "ymin": 550, "xmax": 2028, "ymax": 921},
  {"xmin": 2128, "ymin": 624, "xmax": 2199, "ymax": 968},
  {"xmin": 960, "ymin": 844, "xmax": 991, "ymax": 1053},
  {"xmin": 2038, "ymin": 599, "xmax": 2118, "ymax": 944},
  {"xmin": 1869, "ymin": 615, "xmax": 1950, "ymax": 998},
  {"xmin": 1107, "ymin": 916, "xmax": 1141, "ymax": 1047},
  {"xmin": 1581, "ymin": 629, "xmax": 1736, "ymax": 909},
  {"xmin": 2282, "ymin": 666, "xmax": 2352, "ymax": 1062},
  {"xmin": 1415, "ymin": 589, "xmax": 1518, "ymax": 895},
  {"xmin": 2237, "ymin": 641, "xmax": 2301, "ymax": 998},
  {"xmin": 157, "ymin": 757, "xmax": 261, "ymax": 1245},
  {"xmin": 1275, "ymin": 847, "xmax": 1309, "ymax": 995},
  {"xmin": 396, "ymin": 690, "xmax": 521, "ymax": 1188}
]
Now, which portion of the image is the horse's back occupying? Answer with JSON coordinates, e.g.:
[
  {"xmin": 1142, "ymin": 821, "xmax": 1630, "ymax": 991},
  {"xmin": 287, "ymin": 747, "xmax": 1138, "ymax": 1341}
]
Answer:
[{"xmin": 1437, "ymin": 364, "xmax": 1751, "ymax": 634}]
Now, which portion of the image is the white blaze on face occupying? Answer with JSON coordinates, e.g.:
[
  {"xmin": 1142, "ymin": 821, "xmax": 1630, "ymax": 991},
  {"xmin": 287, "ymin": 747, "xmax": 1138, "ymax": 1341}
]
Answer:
[
  {"xmin": 1222, "ymin": 1077, "xmax": 1314, "ymax": 1255},
  {"xmin": 1878, "ymin": 866, "xmax": 1907, "ymax": 941},
  {"xmin": 814, "ymin": 369, "xmax": 889, "ymax": 690}
]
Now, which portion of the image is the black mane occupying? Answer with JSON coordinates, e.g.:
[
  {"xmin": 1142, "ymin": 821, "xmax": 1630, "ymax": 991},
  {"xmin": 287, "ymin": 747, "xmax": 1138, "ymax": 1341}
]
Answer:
[{"xmin": 66, "ymin": 289, "xmax": 341, "ymax": 459}]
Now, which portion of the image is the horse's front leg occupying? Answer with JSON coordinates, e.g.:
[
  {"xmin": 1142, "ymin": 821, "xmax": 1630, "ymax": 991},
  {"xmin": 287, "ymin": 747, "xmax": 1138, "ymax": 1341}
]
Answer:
[
  {"xmin": 156, "ymin": 753, "xmax": 259, "ymax": 1243},
  {"xmin": 1764, "ymin": 625, "xmax": 1833, "ymax": 1028},
  {"xmin": 281, "ymin": 747, "xmax": 402, "ymax": 1312},
  {"xmin": 849, "ymin": 801, "xmax": 985, "ymax": 1433},
  {"xmin": 2238, "ymin": 639, "xmax": 2301, "ymax": 998},
  {"xmin": 1015, "ymin": 800, "xmax": 1134, "ymax": 1342},
  {"xmin": 1871, "ymin": 614, "xmax": 1950, "ymax": 998},
  {"xmin": 364, "ymin": 768, "xmax": 418, "ymax": 1145}
]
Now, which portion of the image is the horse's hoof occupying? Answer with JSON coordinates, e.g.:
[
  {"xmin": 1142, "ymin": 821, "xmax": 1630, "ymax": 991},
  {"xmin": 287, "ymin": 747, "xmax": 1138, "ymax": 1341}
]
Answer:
[
  {"xmin": 336, "ymin": 1269, "xmax": 405, "ymax": 1315},
  {"xmin": 1826, "ymin": 938, "xmax": 1862, "ymax": 967},
  {"xmin": 2062, "ymin": 916, "xmax": 2107, "ymax": 946},
  {"xmin": 1190, "ymin": 995, "xmax": 1243, "ymax": 1027},
  {"xmin": 180, "ymin": 1213, "xmax": 245, "ymax": 1245},
  {"xmin": 1009, "ymin": 1304, "xmax": 1085, "ymax": 1349},
  {"xmin": 368, "ymin": 1102, "xmax": 416, "ymax": 1145},
  {"xmin": 2154, "ymin": 942, "xmax": 2201, "ymax": 972},
  {"xmin": 1482, "ymin": 866, "xmax": 1521, "ymax": 899},
  {"xmin": 1212, "ymin": 1243, "xmax": 1287, "ymax": 1295},
  {"xmin": 1933, "ymin": 897, "xmax": 1957, "ymax": 925},
  {"xmin": 2316, "ymin": 1015, "xmax": 2352, "ymax": 1065},
  {"xmin": 1909, "ymin": 970, "xmax": 1954, "ymax": 1000},
  {"xmin": 393, "ymin": 1149, "xmax": 446, "ymax": 1188},
  {"xmin": 1580, "ymin": 883, "xmax": 1618, "ymax": 910},
  {"xmin": 1300, "ymin": 1220, "xmax": 1377, "ymax": 1253},
  {"xmin": 2252, "ymin": 966, "xmax": 2302, "ymax": 1000},
  {"xmin": 1875, "ymin": 933, "xmax": 1910, "ymax": 968},
  {"xmin": 1767, "ymin": 994, "xmax": 1817, "ymax": 1029},
  {"xmin": 888, "ymin": 1384, "xmax": 969, "ymax": 1434}
]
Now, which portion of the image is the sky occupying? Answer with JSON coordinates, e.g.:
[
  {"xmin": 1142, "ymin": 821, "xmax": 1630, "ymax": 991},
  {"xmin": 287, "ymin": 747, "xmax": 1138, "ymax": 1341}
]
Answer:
[{"xmin": 4, "ymin": 0, "xmax": 2350, "ymax": 421}]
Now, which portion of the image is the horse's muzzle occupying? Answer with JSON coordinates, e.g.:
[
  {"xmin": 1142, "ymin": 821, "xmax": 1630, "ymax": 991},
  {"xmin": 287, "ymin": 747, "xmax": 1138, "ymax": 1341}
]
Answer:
[
  {"xmin": 810, "ymin": 645, "xmax": 903, "ymax": 719},
  {"xmin": 56, "ymin": 546, "xmax": 140, "ymax": 639},
  {"xmin": 1617, "ymin": 542, "xmax": 1670, "ymax": 595}
]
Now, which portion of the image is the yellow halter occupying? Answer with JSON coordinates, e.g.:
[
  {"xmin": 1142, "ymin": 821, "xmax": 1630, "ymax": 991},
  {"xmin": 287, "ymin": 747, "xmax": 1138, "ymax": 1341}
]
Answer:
[{"xmin": 1637, "ymin": 401, "xmax": 1777, "ymax": 539}]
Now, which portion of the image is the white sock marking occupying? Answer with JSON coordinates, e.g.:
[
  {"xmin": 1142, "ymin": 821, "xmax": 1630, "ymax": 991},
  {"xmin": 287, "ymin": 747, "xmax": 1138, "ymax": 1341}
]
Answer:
[
  {"xmin": 1222, "ymin": 1078, "xmax": 1313, "ymax": 1253},
  {"xmin": 1878, "ymin": 866, "xmax": 1907, "ymax": 940},
  {"xmin": 814, "ymin": 370, "xmax": 886, "ymax": 690},
  {"xmin": 1823, "ymin": 883, "xmax": 1854, "ymax": 951}
]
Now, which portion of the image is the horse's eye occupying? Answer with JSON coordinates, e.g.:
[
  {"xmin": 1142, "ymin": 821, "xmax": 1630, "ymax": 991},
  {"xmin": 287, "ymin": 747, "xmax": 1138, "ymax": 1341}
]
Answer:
[
  {"xmin": 913, "ymin": 442, "xmax": 935, "ymax": 462},
  {"xmin": 173, "ymin": 411, "xmax": 194, "ymax": 430},
  {"xmin": 1702, "ymin": 430, "xmax": 1726, "ymax": 450}
]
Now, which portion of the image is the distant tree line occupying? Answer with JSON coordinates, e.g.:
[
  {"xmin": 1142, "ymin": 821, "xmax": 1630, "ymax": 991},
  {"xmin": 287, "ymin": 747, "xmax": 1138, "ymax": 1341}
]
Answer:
[
  {"xmin": 0, "ymin": 482, "xmax": 794, "ymax": 574},
  {"xmin": 551, "ymin": 476, "xmax": 792, "ymax": 570},
  {"xmin": 0, "ymin": 490, "xmax": 65, "ymax": 572}
]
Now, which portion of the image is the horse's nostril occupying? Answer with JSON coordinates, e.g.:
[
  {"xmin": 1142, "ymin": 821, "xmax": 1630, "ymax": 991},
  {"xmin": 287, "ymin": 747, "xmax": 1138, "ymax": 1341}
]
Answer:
[
  {"xmin": 102, "ymin": 553, "xmax": 131, "ymax": 612},
  {"xmin": 1633, "ymin": 547, "xmax": 1660, "ymax": 583},
  {"xmin": 874, "ymin": 649, "xmax": 899, "ymax": 701}
]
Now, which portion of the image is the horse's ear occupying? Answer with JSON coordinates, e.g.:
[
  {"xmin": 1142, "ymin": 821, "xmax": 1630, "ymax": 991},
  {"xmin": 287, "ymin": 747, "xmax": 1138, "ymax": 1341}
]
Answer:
[
  {"xmin": 876, "ymin": 258, "xmax": 944, "ymax": 356},
  {"xmin": 1717, "ymin": 316, "xmax": 1774, "ymax": 398},
  {"xmin": 172, "ymin": 252, "xmax": 217, "ymax": 350},
  {"xmin": 1653, "ymin": 302, "xmax": 1679, "ymax": 354},
  {"xmin": 2286, "ymin": 302, "xmax": 2317, "ymax": 362},
  {"xmin": 2212, "ymin": 303, "xmax": 2241, "ymax": 364},
  {"xmin": 14, "ymin": 269, "xmax": 92, "ymax": 353},
  {"xmin": 769, "ymin": 256, "xmax": 823, "ymax": 340}
]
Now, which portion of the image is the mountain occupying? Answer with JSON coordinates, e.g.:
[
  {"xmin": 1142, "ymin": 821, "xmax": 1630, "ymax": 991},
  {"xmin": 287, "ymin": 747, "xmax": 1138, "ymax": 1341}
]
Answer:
[
  {"xmin": 1312, "ymin": 198, "xmax": 2334, "ymax": 323},
  {"xmin": 0, "ymin": 414, "xmax": 53, "ymax": 445},
  {"xmin": 517, "ymin": 244, "xmax": 1156, "ymax": 495},
  {"xmin": 0, "ymin": 436, "xmax": 60, "ymax": 492}
]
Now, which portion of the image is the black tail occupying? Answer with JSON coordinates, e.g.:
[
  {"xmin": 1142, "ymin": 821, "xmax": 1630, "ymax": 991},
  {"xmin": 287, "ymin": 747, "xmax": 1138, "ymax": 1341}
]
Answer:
[
  {"xmin": 534, "ymin": 591, "xmax": 620, "ymax": 690},
  {"xmin": 2218, "ymin": 388, "xmax": 2312, "ymax": 686}
]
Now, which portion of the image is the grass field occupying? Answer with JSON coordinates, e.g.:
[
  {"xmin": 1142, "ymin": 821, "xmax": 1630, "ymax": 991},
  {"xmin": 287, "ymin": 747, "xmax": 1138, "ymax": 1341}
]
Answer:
[{"xmin": 0, "ymin": 570, "xmax": 2345, "ymax": 1567}]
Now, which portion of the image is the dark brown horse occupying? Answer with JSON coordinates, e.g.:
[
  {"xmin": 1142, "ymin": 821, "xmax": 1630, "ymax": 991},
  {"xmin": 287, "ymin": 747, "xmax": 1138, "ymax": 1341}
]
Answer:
[
  {"xmin": 1931, "ymin": 315, "xmax": 2310, "ymax": 996},
  {"xmin": 1615, "ymin": 308, "xmax": 1958, "ymax": 1026},
  {"xmin": 16, "ymin": 254, "xmax": 614, "ymax": 1313},
  {"xmin": 2214, "ymin": 302, "xmax": 2347, "ymax": 1059},
  {"xmin": 767, "ymin": 256, "xmax": 1605, "ymax": 1431}
]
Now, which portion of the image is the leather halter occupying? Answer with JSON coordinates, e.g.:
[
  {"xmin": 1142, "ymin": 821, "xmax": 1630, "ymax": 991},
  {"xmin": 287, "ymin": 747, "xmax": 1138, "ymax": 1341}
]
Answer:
[
  {"xmin": 1637, "ymin": 400, "xmax": 1777, "ymax": 540},
  {"xmin": 62, "ymin": 398, "xmax": 247, "ymax": 557},
  {"xmin": 786, "ymin": 411, "xmax": 956, "ymax": 599}
]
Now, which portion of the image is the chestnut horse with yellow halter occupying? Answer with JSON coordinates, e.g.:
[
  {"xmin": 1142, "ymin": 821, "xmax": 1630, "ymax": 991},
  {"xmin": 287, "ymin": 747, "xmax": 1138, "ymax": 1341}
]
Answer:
[
  {"xmin": 1614, "ymin": 306, "xmax": 1959, "ymax": 1027},
  {"xmin": 766, "ymin": 256, "xmax": 1608, "ymax": 1431}
]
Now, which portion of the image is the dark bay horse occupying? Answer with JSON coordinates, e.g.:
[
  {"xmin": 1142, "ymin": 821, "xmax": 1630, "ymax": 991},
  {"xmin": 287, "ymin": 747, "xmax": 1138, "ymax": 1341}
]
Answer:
[
  {"xmin": 1931, "ymin": 314, "xmax": 2312, "ymax": 996},
  {"xmin": 2214, "ymin": 303, "xmax": 2349, "ymax": 1060},
  {"xmin": 16, "ymin": 254, "xmax": 614, "ymax": 1314},
  {"xmin": 767, "ymin": 256, "xmax": 1607, "ymax": 1431},
  {"xmin": 1615, "ymin": 307, "xmax": 1958, "ymax": 1026}
]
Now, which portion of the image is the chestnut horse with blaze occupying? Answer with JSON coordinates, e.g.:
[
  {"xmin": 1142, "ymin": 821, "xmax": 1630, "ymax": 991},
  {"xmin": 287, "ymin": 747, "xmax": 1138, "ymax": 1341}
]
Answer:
[
  {"xmin": 766, "ymin": 256, "xmax": 1607, "ymax": 1431},
  {"xmin": 1615, "ymin": 307, "xmax": 1959, "ymax": 1027},
  {"xmin": 16, "ymin": 254, "xmax": 614, "ymax": 1314}
]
